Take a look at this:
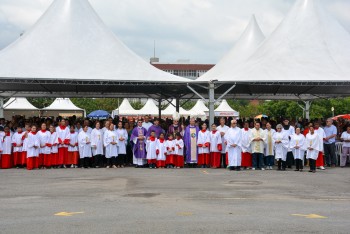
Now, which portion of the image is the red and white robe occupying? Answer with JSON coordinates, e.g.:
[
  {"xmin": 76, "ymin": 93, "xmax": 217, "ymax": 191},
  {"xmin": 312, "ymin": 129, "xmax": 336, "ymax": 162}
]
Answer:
[
  {"xmin": 197, "ymin": 130, "xmax": 210, "ymax": 166},
  {"xmin": 209, "ymin": 130, "xmax": 222, "ymax": 168}
]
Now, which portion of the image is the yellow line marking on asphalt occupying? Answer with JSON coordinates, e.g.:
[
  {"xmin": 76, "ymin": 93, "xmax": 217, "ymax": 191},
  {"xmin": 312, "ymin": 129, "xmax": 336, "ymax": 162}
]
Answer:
[
  {"xmin": 55, "ymin": 212, "xmax": 84, "ymax": 217},
  {"xmin": 202, "ymin": 170, "xmax": 209, "ymax": 174},
  {"xmin": 177, "ymin": 212, "xmax": 194, "ymax": 217},
  {"xmin": 291, "ymin": 214, "xmax": 327, "ymax": 219}
]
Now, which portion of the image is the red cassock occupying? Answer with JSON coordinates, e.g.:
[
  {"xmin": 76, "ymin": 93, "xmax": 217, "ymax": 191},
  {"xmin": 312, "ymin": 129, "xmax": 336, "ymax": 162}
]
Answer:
[
  {"xmin": 27, "ymin": 157, "xmax": 38, "ymax": 170},
  {"xmin": 241, "ymin": 152, "xmax": 252, "ymax": 167},
  {"xmin": 175, "ymin": 155, "xmax": 184, "ymax": 168},
  {"xmin": 316, "ymin": 152, "xmax": 324, "ymax": 167}
]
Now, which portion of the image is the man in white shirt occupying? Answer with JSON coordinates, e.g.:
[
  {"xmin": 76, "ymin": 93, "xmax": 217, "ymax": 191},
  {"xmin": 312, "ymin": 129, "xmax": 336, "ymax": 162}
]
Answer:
[
  {"xmin": 282, "ymin": 118, "xmax": 295, "ymax": 169},
  {"xmin": 340, "ymin": 126, "xmax": 350, "ymax": 168},
  {"xmin": 216, "ymin": 118, "xmax": 229, "ymax": 168},
  {"xmin": 142, "ymin": 115, "xmax": 153, "ymax": 131},
  {"xmin": 323, "ymin": 118, "xmax": 338, "ymax": 167}
]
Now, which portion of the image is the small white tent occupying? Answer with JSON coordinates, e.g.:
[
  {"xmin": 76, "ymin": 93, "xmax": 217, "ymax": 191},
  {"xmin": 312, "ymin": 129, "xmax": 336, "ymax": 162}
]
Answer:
[
  {"xmin": 214, "ymin": 100, "xmax": 239, "ymax": 117},
  {"xmin": 112, "ymin": 99, "xmax": 138, "ymax": 116},
  {"xmin": 42, "ymin": 98, "xmax": 85, "ymax": 117},
  {"xmin": 4, "ymin": 98, "xmax": 39, "ymax": 119},
  {"xmin": 189, "ymin": 100, "xmax": 209, "ymax": 118},
  {"xmin": 162, "ymin": 100, "xmax": 191, "ymax": 117},
  {"xmin": 137, "ymin": 99, "xmax": 159, "ymax": 116}
]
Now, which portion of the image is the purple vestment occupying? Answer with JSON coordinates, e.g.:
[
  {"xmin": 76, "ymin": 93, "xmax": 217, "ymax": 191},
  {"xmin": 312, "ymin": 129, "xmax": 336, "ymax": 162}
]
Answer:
[
  {"xmin": 130, "ymin": 127, "xmax": 147, "ymax": 159},
  {"xmin": 168, "ymin": 124, "xmax": 183, "ymax": 137},
  {"xmin": 184, "ymin": 125, "xmax": 199, "ymax": 163},
  {"xmin": 146, "ymin": 125, "xmax": 164, "ymax": 138}
]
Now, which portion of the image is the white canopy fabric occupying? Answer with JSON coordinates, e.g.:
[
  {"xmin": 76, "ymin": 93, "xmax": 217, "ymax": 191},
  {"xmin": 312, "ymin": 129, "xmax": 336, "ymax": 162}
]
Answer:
[
  {"xmin": 112, "ymin": 99, "xmax": 138, "ymax": 116},
  {"xmin": 198, "ymin": 15, "xmax": 265, "ymax": 82},
  {"xmin": 214, "ymin": 100, "xmax": 239, "ymax": 117},
  {"xmin": 189, "ymin": 100, "xmax": 209, "ymax": 118},
  {"xmin": 0, "ymin": 0, "xmax": 189, "ymax": 83},
  {"xmin": 212, "ymin": 0, "xmax": 350, "ymax": 82},
  {"xmin": 43, "ymin": 98, "xmax": 83, "ymax": 111},
  {"xmin": 137, "ymin": 99, "xmax": 159, "ymax": 116},
  {"xmin": 3, "ymin": 97, "xmax": 39, "ymax": 119},
  {"xmin": 161, "ymin": 100, "xmax": 191, "ymax": 117},
  {"xmin": 4, "ymin": 98, "xmax": 38, "ymax": 110}
]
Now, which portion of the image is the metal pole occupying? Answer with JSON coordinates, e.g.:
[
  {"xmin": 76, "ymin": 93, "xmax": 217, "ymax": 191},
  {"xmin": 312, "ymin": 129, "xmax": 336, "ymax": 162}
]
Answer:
[
  {"xmin": 305, "ymin": 101, "xmax": 311, "ymax": 120},
  {"xmin": 0, "ymin": 97, "xmax": 4, "ymax": 119},
  {"xmin": 176, "ymin": 96, "xmax": 180, "ymax": 113},
  {"xmin": 208, "ymin": 82, "xmax": 215, "ymax": 126},
  {"xmin": 158, "ymin": 98, "xmax": 162, "ymax": 119}
]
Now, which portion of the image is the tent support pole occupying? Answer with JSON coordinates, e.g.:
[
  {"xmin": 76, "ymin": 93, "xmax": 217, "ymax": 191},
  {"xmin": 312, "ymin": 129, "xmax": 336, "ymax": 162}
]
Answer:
[
  {"xmin": 158, "ymin": 98, "xmax": 162, "ymax": 119},
  {"xmin": 176, "ymin": 96, "xmax": 180, "ymax": 113},
  {"xmin": 208, "ymin": 82, "xmax": 215, "ymax": 126},
  {"xmin": 305, "ymin": 101, "xmax": 312, "ymax": 120},
  {"xmin": 186, "ymin": 84, "xmax": 207, "ymax": 102},
  {"xmin": 216, "ymin": 84, "xmax": 236, "ymax": 103},
  {"xmin": 0, "ymin": 97, "xmax": 4, "ymax": 119}
]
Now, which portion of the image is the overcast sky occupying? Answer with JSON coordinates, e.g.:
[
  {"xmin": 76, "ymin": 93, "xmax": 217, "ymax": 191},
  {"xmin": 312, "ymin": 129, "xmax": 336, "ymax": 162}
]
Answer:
[{"xmin": 0, "ymin": 0, "xmax": 349, "ymax": 64}]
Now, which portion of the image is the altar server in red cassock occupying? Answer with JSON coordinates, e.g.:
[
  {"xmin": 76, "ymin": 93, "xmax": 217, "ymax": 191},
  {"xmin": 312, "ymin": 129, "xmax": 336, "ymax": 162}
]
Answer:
[
  {"xmin": 1, "ymin": 126, "xmax": 12, "ymax": 169},
  {"xmin": 27, "ymin": 125, "xmax": 40, "ymax": 170},
  {"xmin": 197, "ymin": 123, "xmax": 210, "ymax": 168},
  {"xmin": 38, "ymin": 123, "xmax": 51, "ymax": 169},
  {"xmin": 56, "ymin": 119, "xmax": 70, "ymax": 168},
  {"xmin": 68, "ymin": 125, "xmax": 79, "ymax": 168},
  {"xmin": 209, "ymin": 124, "xmax": 222, "ymax": 168},
  {"xmin": 146, "ymin": 130, "xmax": 157, "ymax": 169},
  {"xmin": 12, "ymin": 127, "xmax": 24, "ymax": 168},
  {"xmin": 49, "ymin": 124, "xmax": 59, "ymax": 168},
  {"xmin": 174, "ymin": 132, "xmax": 184, "ymax": 168},
  {"xmin": 156, "ymin": 133, "xmax": 166, "ymax": 168},
  {"xmin": 165, "ymin": 134, "xmax": 176, "ymax": 168},
  {"xmin": 21, "ymin": 124, "xmax": 31, "ymax": 167},
  {"xmin": 241, "ymin": 121, "xmax": 252, "ymax": 169}
]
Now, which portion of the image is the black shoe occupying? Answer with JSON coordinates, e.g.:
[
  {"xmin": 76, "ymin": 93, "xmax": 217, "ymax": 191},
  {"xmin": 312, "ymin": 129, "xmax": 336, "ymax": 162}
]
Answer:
[
  {"xmin": 294, "ymin": 169, "xmax": 299, "ymax": 171},
  {"xmin": 309, "ymin": 170, "xmax": 313, "ymax": 172}
]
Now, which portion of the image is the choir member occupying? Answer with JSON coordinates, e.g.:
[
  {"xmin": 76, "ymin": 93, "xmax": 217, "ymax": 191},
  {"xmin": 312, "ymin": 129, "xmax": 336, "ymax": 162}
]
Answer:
[
  {"xmin": 174, "ymin": 132, "xmax": 184, "ymax": 169},
  {"xmin": 21, "ymin": 124, "xmax": 31, "ymax": 167},
  {"xmin": 264, "ymin": 122, "xmax": 276, "ymax": 170},
  {"xmin": 68, "ymin": 125, "xmax": 79, "ymax": 168},
  {"xmin": 184, "ymin": 116, "xmax": 199, "ymax": 166},
  {"xmin": 156, "ymin": 133, "xmax": 166, "ymax": 168},
  {"xmin": 78, "ymin": 125, "xmax": 92, "ymax": 168},
  {"xmin": 290, "ymin": 128, "xmax": 306, "ymax": 171},
  {"xmin": 1, "ymin": 126, "xmax": 12, "ymax": 169},
  {"xmin": 314, "ymin": 122, "xmax": 326, "ymax": 170},
  {"xmin": 116, "ymin": 122, "xmax": 128, "ymax": 168},
  {"xmin": 142, "ymin": 115, "xmax": 153, "ymax": 131},
  {"xmin": 146, "ymin": 130, "xmax": 157, "ymax": 169},
  {"xmin": 225, "ymin": 120, "xmax": 242, "ymax": 171},
  {"xmin": 12, "ymin": 127, "xmax": 24, "ymax": 168},
  {"xmin": 104, "ymin": 124, "xmax": 118, "ymax": 168},
  {"xmin": 26, "ymin": 125, "xmax": 40, "ymax": 170},
  {"xmin": 91, "ymin": 121, "xmax": 104, "ymax": 168},
  {"xmin": 273, "ymin": 124, "xmax": 289, "ymax": 171},
  {"xmin": 49, "ymin": 124, "xmax": 59, "ymax": 168},
  {"xmin": 216, "ymin": 118, "xmax": 229, "ymax": 168},
  {"xmin": 56, "ymin": 119, "xmax": 70, "ymax": 168},
  {"xmin": 209, "ymin": 124, "xmax": 222, "ymax": 169},
  {"xmin": 340, "ymin": 126, "xmax": 350, "ymax": 168},
  {"xmin": 165, "ymin": 134, "xmax": 176, "ymax": 168},
  {"xmin": 282, "ymin": 119, "xmax": 295, "ymax": 168},
  {"xmin": 250, "ymin": 122, "xmax": 266, "ymax": 170},
  {"xmin": 241, "ymin": 121, "xmax": 252, "ymax": 169},
  {"xmin": 197, "ymin": 123, "xmax": 210, "ymax": 168},
  {"xmin": 131, "ymin": 120, "xmax": 147, "ymax": 168},
  {"xmin": 83, "ymin": 120, "xmax": 93, "ymax": 134},
  {"xmin": 304, "ymin": 125, "xmax": 321, "ymax": 173},
  {"xmin": 38, "ymin": 123, "xmax": 51, "ymax": 169}
]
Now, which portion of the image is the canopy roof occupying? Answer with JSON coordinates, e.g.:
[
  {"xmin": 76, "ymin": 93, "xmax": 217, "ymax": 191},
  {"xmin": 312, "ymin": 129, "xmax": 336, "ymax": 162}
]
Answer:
[
  {"xmin": 0, "ymin": 0, "xmax": 189, "ymax": 98},
  {"xmin": 189, "ymin": 100, "xmax": 209, "ymax": 117},
  {"xmin": 214, "ymin": 100, "xmax": 239, "ymax": 117},
  {"xmin": 194, "ymin": 0, "xmax": 350, "ymax": 98},
  {"xmin": 198, "ymin": 15, "xmax": 265, "ymax": 82},
  {"xmin": 87, "ymin": 110, "xmax": 110, "ymax": 118},
  {"xmin": 43, "ymin": 98, "xmax": 83, "ymax": 111},
  {"xmin": 137, "ymin": 99, "xmax": 159, "ymax": 116},
  {"xmin": 4, "ymin": 98, "xmax": 38, "ymax": 110}
]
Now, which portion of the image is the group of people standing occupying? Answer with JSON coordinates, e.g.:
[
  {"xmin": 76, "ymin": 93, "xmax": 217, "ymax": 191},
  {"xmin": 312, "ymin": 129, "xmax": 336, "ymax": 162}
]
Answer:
[{"xmin": 1, "ymin": 115, "xmax": 349, "ymax": 172}]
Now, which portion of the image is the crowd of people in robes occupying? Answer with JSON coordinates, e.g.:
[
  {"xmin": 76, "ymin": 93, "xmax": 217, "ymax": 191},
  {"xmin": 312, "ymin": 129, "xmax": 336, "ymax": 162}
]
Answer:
[{"xmin": 0, "ymin": 114, "xmax": 349, "ymax": 172}]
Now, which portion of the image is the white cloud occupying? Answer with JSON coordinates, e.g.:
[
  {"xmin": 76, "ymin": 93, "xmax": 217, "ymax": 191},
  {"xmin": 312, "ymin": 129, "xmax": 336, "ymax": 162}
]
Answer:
[{"xmin": 0, "ymin": 0, "xmax": 349, "ymax": 63}]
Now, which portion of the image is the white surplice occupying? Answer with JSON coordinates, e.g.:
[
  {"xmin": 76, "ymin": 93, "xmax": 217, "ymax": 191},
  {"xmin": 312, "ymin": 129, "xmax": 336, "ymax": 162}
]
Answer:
[{"xmin": 225, "ymin": 127, "xmax": 242, "ymax": 167}]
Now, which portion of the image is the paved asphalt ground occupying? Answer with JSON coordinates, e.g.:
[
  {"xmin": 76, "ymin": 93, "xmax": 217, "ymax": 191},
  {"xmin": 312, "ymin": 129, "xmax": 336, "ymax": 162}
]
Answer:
[{"xmin": 1, "ymin": 166, "xmax": 350, "ymax": 234}]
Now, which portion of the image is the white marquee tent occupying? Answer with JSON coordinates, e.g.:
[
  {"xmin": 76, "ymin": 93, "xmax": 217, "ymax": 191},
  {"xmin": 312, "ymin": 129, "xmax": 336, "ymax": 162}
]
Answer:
[
  {"xmin": 214, "ymin": 100, "xmax": 239, "ymax": 117},
  {"xmin": 189, "ymin": 100, "xmax": 209, "ymax": 119},
  {"xmin": 3, "ymin": 98, "xmax": 39, "ymax": 119},
  {"xmin": 112, "ymin": 99, "xmax": 138, "ymax": 116},
  {"xmin": 137, "ymin": 99, "xmax": 159, "ymax": 116},
  {"xmin": 161, "ymin": 100, "xmax": 191, "ymax": 117},
  {"xmin": 42, "ymin": 98, "xmax": 85, "ymax": 118}
]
